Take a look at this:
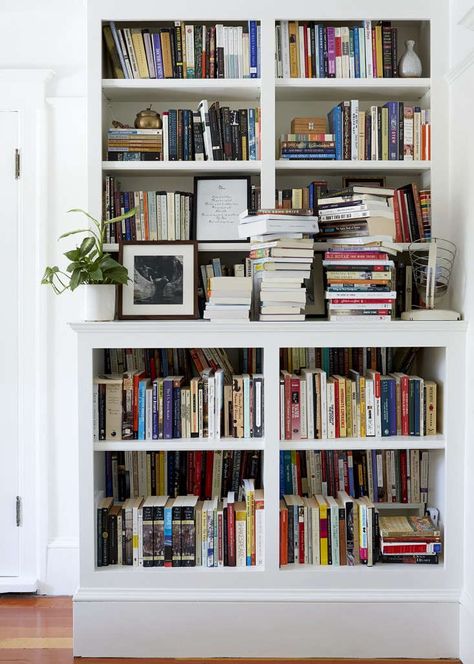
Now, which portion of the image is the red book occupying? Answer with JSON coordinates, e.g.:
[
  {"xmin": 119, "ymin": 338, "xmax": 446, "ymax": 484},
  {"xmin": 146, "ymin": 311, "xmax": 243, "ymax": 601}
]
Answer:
[
  {"xmin": 280, "ymin": 502, "xmax": 288, "ymax": 566},
  {"xmin": 295, "ymin": 451, "xmax": 302, "ymax": 496},
  {"xmin": 325, "ymin": 252, "xmax": 389, "ymax": 260},
  {"xmin": 400, "ymin": 374, "xmax": 409, "ymax": 436},
  {"xmin": 204, "ymin": 451, "xmax": 214, "ymax": 499},
  {"xmin": 400, "ymin": 449, "xmax": 408, "ymax": 503},
  {"xmin": 331, "ymin": 298, "xmax": 394, "ymax": 305},
  {"xmin": 392, "ymin": 192, "xmax": 403, "ymax": 242},
  {"xmin": 193, "ymin": 450, "xmax": 203, "ymax": 497},
  {"xmin": 411, "ymin": 183, "xmax": 425, "ymax": 240},
  {"xmin": 333, "ymin": 379, "xmax": 340, "ymax": 438},
  {"xmin": 282, "ymin": 372, "xmax": 292, "ymax": 440},
  {"xmin": 298, "ymin": 506, "xmax": 305, "ymax": 563},
  {"xmin": 335, "ymin": 32, "xmax": 342, "ymax": 65},
  {"xmin": 290, "ymin": 375, "xmax": 301, "ymax": 440},
  {"xmin": 372, "ymin": 27, "xmax": 377, "ymax": 77},
  {"xmin": 397, "ymin": 189, "xmax": 411, "ymax": 242},
  {"xmin": 186, "ymin": 451, "xmax": 194, "ymax": 494}
]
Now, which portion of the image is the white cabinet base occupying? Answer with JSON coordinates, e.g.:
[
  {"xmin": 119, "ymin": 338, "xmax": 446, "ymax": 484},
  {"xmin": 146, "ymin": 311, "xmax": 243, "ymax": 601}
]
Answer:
[{"xmin": 74, "ymin": 595, "xmax": 459, "ymax": 658}]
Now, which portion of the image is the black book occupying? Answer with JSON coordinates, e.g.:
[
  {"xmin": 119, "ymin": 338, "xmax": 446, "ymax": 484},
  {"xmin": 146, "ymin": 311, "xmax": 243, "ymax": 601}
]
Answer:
[
  {"xmin": 230, "ymin": 110, "xmax": 242, "ymax": 159},
  {"xmin": 220, "ymin": 106, "xmax": 232, "ymax": 160},
  {"xmin": 286, "ymin": 501, "xmax": 294, "ymax": 564},
  {"xmin": 382, "ymin": 22, "xmax": 393, "ymax": 78},
  {"xmin": 153, "ymin": 497, "xmax": 167, "ymax": 567},
  {"xmin": 238, "ymin": 109, "xmax": 249, "ymax": 160},
  {"xmin": 171, "ymin": 501, "xmax": 182, "ymax": 567},
  {"xmin": 97, "ymin": 383, "xmax": 106, "ymax": 440},
  {"xmin": 209, "ymin": 102, "xmax": 223, "ymax": 160},
  {"xmin": 377, "ymin": 106, "xmax": 382, "ymax": 160},
  {"xmin": 338, "ymin": 491, "xmax": 355, "ymax": 566},
  {"xmin": 181, "ymin": 497, "xmax": 198, "ymax": 567},
  {"xmin": 310, "ymin": 24, "xmax": 317, "ymax": 78},
  {"xmin": 177, "ymin": 109, "xmax": 184, "ymax": 160},
  {"xmin": 168, "ymin": 109, "xmax": 178, "ymax": 160},
  {"xmin": 398, "ymin": 102, "xmax": 404, "ymax": 161},
  {"xmin": 194, "ymin": 26, "xmax": 203, "ymax": 79},
  {"xmin": 173, "ymin": 22, "xmax": 184, "ymax": 78},
  {"xmin": 97, "ymin": 497, "xmax": 113, "ymax": 567},
  {"xmin": 142, "ymin": 499, "xmax": 155, "ymax": 567},
  {"xmin": 205, "ymin": 26, "xmax": 211, "ymax": 78},
  {"xmin": 192, "ymin": 111, "xmax": 205, "ymax": 159},
  {"xmin": 391, "ymin": 28, "xmax": 398, "ymax": 77}
]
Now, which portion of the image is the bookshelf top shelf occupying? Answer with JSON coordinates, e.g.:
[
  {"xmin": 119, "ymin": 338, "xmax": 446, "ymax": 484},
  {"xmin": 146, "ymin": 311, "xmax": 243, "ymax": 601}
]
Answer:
[
  {"xmin": 275, "ymin": 78, "xmax": 431, "ymax": 101},
  {"xmin": 280, "ymin": 435, "xmax": 446, "ymax": 451},
  {"xmin": 102, "ymin": 78, "xmax": 261, "ymax": 102}
]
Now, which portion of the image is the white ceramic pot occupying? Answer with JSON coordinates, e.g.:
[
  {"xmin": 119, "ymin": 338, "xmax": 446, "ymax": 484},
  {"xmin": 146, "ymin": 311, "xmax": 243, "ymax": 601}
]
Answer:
[
  {"xmin": 398, "ymin": 40, "xmax": 422, "ymax": 78},
  {"xmin": 83, "ymin": 284, "xmax": 116, "ymax": 321}
]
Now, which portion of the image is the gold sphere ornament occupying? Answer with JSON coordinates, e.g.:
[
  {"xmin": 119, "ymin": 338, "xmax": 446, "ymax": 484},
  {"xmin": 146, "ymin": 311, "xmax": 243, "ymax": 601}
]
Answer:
[{"xmin": 134, "ymin": 105, "xmax": 162, "ymax": 129}]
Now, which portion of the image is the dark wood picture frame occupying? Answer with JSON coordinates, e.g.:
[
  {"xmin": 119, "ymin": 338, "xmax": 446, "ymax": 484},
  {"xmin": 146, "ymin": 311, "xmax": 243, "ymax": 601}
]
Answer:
[
  {"xmin": 192, "ymin": 175, "xmax": 251, "ymax": 242},
  {"xmin": 118, "ymin": 241, "xmax": 199, "ymax": 320},
  {"xmin": 342, "ymin": 176, "xmax": 387, "ymax": 189}
]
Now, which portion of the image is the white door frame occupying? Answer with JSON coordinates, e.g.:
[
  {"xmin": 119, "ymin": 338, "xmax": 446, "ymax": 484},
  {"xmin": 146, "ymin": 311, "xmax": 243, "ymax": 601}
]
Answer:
[{"xmin": 0, "ymin": 70, "xmax": 53, "ymax": 592}]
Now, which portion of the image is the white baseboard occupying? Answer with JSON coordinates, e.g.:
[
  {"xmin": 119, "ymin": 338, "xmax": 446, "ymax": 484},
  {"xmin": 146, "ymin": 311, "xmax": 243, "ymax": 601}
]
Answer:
[
  {"xmin": 461, "ymin": 590, "xmax": 474, "ymax": 664},
  {"xmin": 40, "ymin": 537, "xmax": 79, "ymax": 595},
  {"xmin": 74, "ymin": 598, "xmax": 459, "ymax": 658},
  {"xmin": 0, "ymin": 577, "xmax": 38, "ymax": 594}
]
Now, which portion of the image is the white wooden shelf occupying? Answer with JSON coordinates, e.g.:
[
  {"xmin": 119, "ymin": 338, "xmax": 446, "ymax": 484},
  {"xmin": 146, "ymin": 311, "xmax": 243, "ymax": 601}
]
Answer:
[
  {"xmin": 275, "ymin": 77, "xmax": 431, "ymax": 101},
  {"xmin": 94, "ymin": 564, "xmax": 264, "ymax": 573},
  {"xmin": 102, "ymin": 160, "xmax": 261, "ymax": 175},
  {"xmin": 102, "ymin": 78, "xmax": 261, "ymax": 101},
  {"xmin": 275, "ymin": 159, "xmax": 431, "ymax": 175},
  {"xmin": 104, "ymin": 242, "xmax": 250, "ymax": 253},
  {"xmin": 280, "ymin": 435, "xmax": 446, "ymax": 451},
  {"xmin": 94, "ymin": 438, "xmax": 264, "ymax": 451},
  {"xmin": 280, "ymin": 561, "xmax": 442, "ymax": 572}
]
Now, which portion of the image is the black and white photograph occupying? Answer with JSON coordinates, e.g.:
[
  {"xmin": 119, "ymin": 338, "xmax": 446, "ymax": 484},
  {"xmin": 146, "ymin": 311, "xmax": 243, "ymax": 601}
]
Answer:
[{"xmin": 118, "ymin": 242, "xmax": 198, "ymax": 319}]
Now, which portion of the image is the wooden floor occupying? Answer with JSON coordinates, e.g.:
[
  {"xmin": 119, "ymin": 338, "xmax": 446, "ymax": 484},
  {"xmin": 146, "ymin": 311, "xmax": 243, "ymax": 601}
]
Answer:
[{"xmin": 0, "ymin": 595, "xmax": 462, "ymax": 664}]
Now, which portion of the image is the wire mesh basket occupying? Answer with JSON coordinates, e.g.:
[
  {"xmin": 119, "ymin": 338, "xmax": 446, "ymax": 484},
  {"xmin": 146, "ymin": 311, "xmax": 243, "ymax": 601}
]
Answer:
[{"xmin": 408, "ymin": 238, "xmax": 456, "ymax": 309}]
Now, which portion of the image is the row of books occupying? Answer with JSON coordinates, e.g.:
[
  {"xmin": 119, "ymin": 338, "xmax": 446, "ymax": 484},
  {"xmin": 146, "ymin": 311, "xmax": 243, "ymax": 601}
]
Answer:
[
  {"xmin": 323, "ymin": 247, "xmax": 396, "ymax": 322},
  {"xmin": 94, "ymin": 371, "xmax": 264, "ymax": 441},
  {"xmin": 275, "ymin": 20, "xmax": 402, "ymax": 79},
  {"xmin": 103, "ymin": 21, "xmax": 260, "ymax": 80},
  {"xmin": 280, "ymin": 368, "xmax": 437, "ymax": 439},
  {"xmin": 104, "ymin": 450, "xmax": 263, "ymax": 503},
  {"xmin": 204, "ymin": 277, "xmax": 253, "ymax": 322},
  {"xmin": 106, "ymin": 127, "xmax": 162, "ymax": 162},
  {"xmin": 103, "ymin": 347, "xmax": 263, "ymax": 380},
  {"xmin": 281, "ymin": 497, "xmax": 440, "ymax": 567},
  {"xmin": 200, "ymin": 259, "xmax": 250, "ymax": 301},
  {"xmin": 104, "ymin": 178, "xmax": 193, "ymax": 243},
  {"xmin": 279, "ymin": 346, "xmax": 402, "ymax": 376},
  {"xmin": 97, "ymin": 482, "xmax": 264, "ymax": 568},
  {"xmin": 325, "ymin": 103, "xmax": 431, "ymax": 161},
  {"xmin": 276, "ymin": 180, "xmax": 328, "ymax": 212},
  {"xmin": 280, "ymin": 449, "xmax": 429, "ymax": 504},
  {"xmin": 279, "ymin": 132, "xmax": 336, "ymax": 160}
]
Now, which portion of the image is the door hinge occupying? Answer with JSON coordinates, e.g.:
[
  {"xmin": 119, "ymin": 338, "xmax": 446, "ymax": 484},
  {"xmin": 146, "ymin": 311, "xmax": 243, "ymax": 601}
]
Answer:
[
  {"xmin": 16, "ymin": 496, "xmax": 22, "ymax": 527},
  {"xmin": 15, "ymin": 149, "xmax": 20, "ymax": 179}
]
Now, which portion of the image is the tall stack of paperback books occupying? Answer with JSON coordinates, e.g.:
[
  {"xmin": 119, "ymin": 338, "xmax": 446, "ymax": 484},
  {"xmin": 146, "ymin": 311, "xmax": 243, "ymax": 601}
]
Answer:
[
  {"xmin": 239, "ymin": 208, "xmax": 319, "ymax": 321},
  {"xmin": 204, "ymin": 277, "xmax": 252, "ymax": 321},
  {"xmin": 324, "ymin": 246, "xmax": 396, "ymax": 321},
  {"xmin": 379, "ymin": 514, "xmax": 441, "ymax": 565}
]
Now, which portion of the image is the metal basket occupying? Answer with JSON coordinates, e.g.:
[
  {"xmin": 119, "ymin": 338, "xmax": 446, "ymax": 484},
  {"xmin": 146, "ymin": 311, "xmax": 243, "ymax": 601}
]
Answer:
[{"xmin": 408, "ymin": 238, "xmax": 456, "ymax": 309}]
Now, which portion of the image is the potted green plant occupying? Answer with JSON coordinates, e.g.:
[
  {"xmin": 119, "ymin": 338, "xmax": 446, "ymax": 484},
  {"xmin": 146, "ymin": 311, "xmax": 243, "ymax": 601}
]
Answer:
[{"xmin": 42, "ymin": 208, "xmax": 135, "ymax": 321}]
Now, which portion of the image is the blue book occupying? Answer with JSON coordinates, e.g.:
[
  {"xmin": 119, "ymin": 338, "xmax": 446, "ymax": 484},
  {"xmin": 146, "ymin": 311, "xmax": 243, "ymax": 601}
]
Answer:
[
  {"xmin": 163, "ymin": 377, "xmax": 174, "ymax": 439},
  {"xmin": 383, "ymin": 102, "xmax": 399, "ymax": 160},
  {"xmin": 308, "ymin": 183, "xmax": 314, "ymax": 211},
  {"xmin": 371, "ymin": 449, "xmax": 378, "ymax": 499},
  {"xmin": 138, "ymin": 378, "xmax": 148, "ymax": 440},
  {"xmin": 349, "ymin": 27, "xmax": 355, "ymax": 76},
  {"xmin": 279, "ymin": 451, "xmax": 285, "ymax": 497},
  {"xmin": 248, "ymin": 108, "xmax": 256, "ymax": 160},
  {"xmin": 109, "ymin": 22, "xmax": 128, "ymax": 78},
  {"xmin": 161, "ymin": 349, "xmax": 169, "ymax": 376},
  {"xmin": 164, "ymin": 501, "xmax": 173, "ymax": 566},
  {"xmin": 105, "ymin": 452, "xmax": 113, "ymax": 497},
  {"xmin": 380, "ymin": 378, "xmax": 391, "ymax": 436},
  {"xmin": 327, "ymin": 105, "xmax": 343, "ymax": 160},
  {"xmin": 168, "ymin": 109, "xmax": 178, "ymax": 160},
  {"xmin": 123, "ymin": 192, "xmax": 132, "ymax": 240},
  {"xmin": 173, "ymin": 383, "xmax": 181, "ymax": 438},
  {"xmin": 152, "ymin": 380, "xmax": 159, "ymax": 440},
  {"xmin": 283, "ymin": 451, "xmax": 292, "ymax": 494},
  {"xmin": 318, "ymin": 25, "xmax": 325, "ymax": 78},
  {"xmin": 152, "ymin": 32, "xmax": 164, "ymax": 79},
  {"xmin": 249, "ymin": 21, "xmax": 258, "ymax": 78},
  {"xmin": 353, "ymin": 27, "xmax": 360, "ymax": 78},
  {"xmin": 281, "ymin": 153, "xmax": 336, "ymax": 159},
  {"xmin": 347, "ymin": 451, "xmax": 355, "ymax": 497},
  {"xmin": 167, "ymin": 453, "xmax": 175, "ymax": 496}
]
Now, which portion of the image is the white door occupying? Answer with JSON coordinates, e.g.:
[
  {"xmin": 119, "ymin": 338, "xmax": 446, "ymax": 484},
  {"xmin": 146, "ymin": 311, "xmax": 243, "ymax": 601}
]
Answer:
[{"xmin": 0, "ymin": 111, "xmax": 20, "ymax": 576}]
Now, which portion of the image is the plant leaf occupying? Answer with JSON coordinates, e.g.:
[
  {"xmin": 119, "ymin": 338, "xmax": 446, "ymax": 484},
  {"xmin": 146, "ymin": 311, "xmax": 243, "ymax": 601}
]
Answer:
[
  {"xmin": 64, "ymin": 249, "xmax": 81, "ymax": 261},
  {"xmin": 104, "ymin": 207, "xmax": 137, "ymax": 225},
  {"xmin": 79, "ymin": 236, "xmax": 96, "ymax": 255},
  {"xmin": 58, "ymin": 228, "xmax": 93, "ymax": 240},
  {"xmin": 67, "ymin": 208, "xmax": 101, "ymax": 228},
  {"xmin": 69, "ymin": 269, "xmax": 83, "ymax": 291}
]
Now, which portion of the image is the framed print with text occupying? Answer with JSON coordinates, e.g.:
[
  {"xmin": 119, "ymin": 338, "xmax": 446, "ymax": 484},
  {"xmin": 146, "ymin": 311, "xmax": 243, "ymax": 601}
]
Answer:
[{"xmin": 193, "ymin": 176, "xmax": 251, "ymax": 241}]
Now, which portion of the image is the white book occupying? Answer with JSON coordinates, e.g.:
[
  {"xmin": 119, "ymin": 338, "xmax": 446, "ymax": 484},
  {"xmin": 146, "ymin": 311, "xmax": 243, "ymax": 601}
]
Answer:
[
  {"xmin": 166, "ymin": 192, "xmax": 175, "ymax": 240},
  {"xmin": 300, "ymin": 379, "xmax": 307, "ymax": 439},
  {"xmin": 255, "ymin": 491, "xmax": 265, "ymax": 567},
  {"xmin": 162, "ymin": 112, "xmax": 169, "ymax": 161},
  {"xmin": 207, "ymin": 372, "xmax": 215, "ymax": 438},
  {"xmin": 198, "ymin": 99, "xmax": 213, "ymax": 161},
  {"xmin": 328, "ymin": 302, "xmax": 393, "ymax": 310},
  {"xmin": 210, "ymin": 276, "xmax": 252, "ymax": 290},
  {"xmin": 314, "ymin": 369, "xmax": 327, "ymax": 439},
  {"xmin": 335, "ymin": 27, "xmax": 342, "ymax": 77},
  {"xmin": 364, "ymin": 20, "xmax": 373, "ymax": 77},
  {"xmin": 209, "ymin": 297, "xmax": 251, "ymax": 305},
  {"xmin": 235, "ymin": 512, "xmax": 247, "ymax": 567},
  {"xmin": 237, "ymin": 26, "xmax": 243, "ymax": 78},
  {"xmin": 326, "ymin": 496, "xmax": 340, "ymax": 565},
  {"xmin": 214, "ymin": 368, "xmax": 224, "ymax": 439},
  {"xmin": 310, "ymin": 498, "xmax": 320, "ymax": 565},
  {"xmin": 243, "ymin": 374, "xmax": 251, "ymax": 438},
  {"xmin": 341, "ymin": 27, "xmax": 350, "ymax": 77},
  {"xmin": 260, "ymin": 290, "xmax": 306, "ymax": 302},
  {"xmin": 259, "ymin": 313, "xmax": 305, "ymax": 321},
  {"xmin": 302, "ymin": 369, "xmax": 315, "ymax": 439},
  {"xmin": 327, "ymin": 380, "xmax": 336, "ymax": 439},
  {"xmin": 145, "ymin": 386, "xmax": 153, "ymax": 440},
  {"xmin": 298, "ymin": 25, "xmax": 305, "ymax": 77},
  {"xmin": 359, "ymin": 27, "xmax": 366, "ymax": 78},
  {"xmin": 370, "ymin": 105, "xmax": 378, "ymax": 160},
  {"xmin": 280, "ymin": 20, "xmax": 290, "ymax": 78},
  {"xmin": 323, "ymin": 259, "xmax": 395, "ymax": 267},
  {"xmin": 351, "ymin": 99, "xmax": 359, "ymax": 159},
  {"xmin": 365, "ymin": 377, "xmax": 375, "ymax": 437}
]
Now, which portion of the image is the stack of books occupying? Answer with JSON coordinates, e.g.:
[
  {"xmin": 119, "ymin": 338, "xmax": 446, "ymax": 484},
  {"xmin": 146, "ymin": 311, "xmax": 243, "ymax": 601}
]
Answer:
[
  {"xmin": 393, "ymin": 184, "xmax": 431, "ymax": 241},
  {"xmin": 317, "ymin": 186, "xmax": 396, "ymax": 241},
  {"xmin": 107, "ymin": 128, "xmax": 163, "ymax": 161},
  {"xmin": 279, "ymin": 133, "xmax": 336, "ymax": 160},
  {"xmin": 379, "ymin": 515, "xmax": 441, "ymax": 565},
  {"xmin": 323, "ymin": 246, "xmax": 396, "ymax": 322},
  {"xmin": 239, "ymin": 209, "xmax": 318, "ymax": 321},
  {"xmin": 204, "ymin": 277, "xmax": 252, "ymax": 321},
  {"xmin": 276, "ymin": 180, "xmax": 328, "ymax": 211},
  {"xmin": 275, "ymin": 20, "xmax": 400, "ymax": 79}
]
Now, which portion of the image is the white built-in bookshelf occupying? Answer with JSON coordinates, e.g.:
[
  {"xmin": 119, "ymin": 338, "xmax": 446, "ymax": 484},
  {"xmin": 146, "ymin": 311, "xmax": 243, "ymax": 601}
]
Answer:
[{"xmin": 75, "ymin": 0, "xmax": 464, "ymax": 658}]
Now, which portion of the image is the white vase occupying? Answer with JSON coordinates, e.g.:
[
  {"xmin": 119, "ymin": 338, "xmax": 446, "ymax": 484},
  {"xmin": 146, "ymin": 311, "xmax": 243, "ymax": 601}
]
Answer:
[
  {"xmin": 83, "ymin": 284, "xmax": 116, "ymax": 321},
  {"xmin": 398, "ymin": 40, "xmax": 422, "ymax": 78}
]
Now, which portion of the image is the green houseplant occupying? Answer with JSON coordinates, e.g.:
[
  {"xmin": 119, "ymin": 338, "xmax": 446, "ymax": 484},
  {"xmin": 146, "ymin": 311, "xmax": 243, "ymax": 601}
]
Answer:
[{"xmin": 42, "ymin": 208, "xmax": 135, "ymax": 320}]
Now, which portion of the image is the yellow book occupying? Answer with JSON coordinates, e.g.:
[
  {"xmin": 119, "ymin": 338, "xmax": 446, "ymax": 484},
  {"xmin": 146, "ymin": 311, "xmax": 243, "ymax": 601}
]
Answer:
[
  {"xmin": 131, "ymin": 29, "xmax": 150, "ymax": 78},
  {"xmin": 234, "ymin": 501, "xmax": 247, "ymax": 567},
  {"xmin": 424, "ymin": 380, "xmax": 437, "ymax": 435},
  {"xmin": 288, "ymin": 21, "xmax": 299, "ymax": 78},
  {"xmin": 375, "ymin": 25, "xmax": 383, "ymax": 78},
  {"xmin": 243, "ymin": 479, "xmax": 255, "ymax": 565},
  {"xmin": 382, "ymin": 106, "xmax": 389, "ymax": 160},
  {"xmin": 315, "ymin": 495, "xmax": 329, "ymax": 565},
  {"xmin": 334, "ymin": 375, "xmax": 346, "ymax": 437},
  {"xmin": 345, "ymin": 378, "xmax": 353, "ymax": 438},
  {"xmin": 358, "ymin": 111, "xmax": 365, "ymax": 159},
  {"xmin": 359, "ymin": 375, "xmax": 366, "ymax": 437}
]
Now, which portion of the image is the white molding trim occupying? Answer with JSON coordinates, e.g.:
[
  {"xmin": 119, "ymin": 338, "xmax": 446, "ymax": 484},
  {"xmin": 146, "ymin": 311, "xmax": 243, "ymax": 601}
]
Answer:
[
  {"xmin": 41, "ymin": 537, "xmax": 79, "ymax": 595},
  {"xmin": 458, "ymin": 6, "xmax": 474, "ymax": 30},
  {"xmin": 74, "ymin": 586, "xmax": 461, "ymax": 604},
  {"xmin": 446, "ymin": 48, "xmax": 474, "ymax": 84},
  {"xmin": 0, "ymin": 578, "xmax": 38, "ymax": 594},
  {"xmin": 460, "ymin": 589, "xmax": 474, "ymax": 608}
]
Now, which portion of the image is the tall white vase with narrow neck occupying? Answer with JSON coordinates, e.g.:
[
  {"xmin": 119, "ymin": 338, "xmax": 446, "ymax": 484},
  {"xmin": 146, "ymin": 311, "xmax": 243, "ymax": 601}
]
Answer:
[
  {"xmin": 83, "ymin": 284, "xmax": 116, "ymax": 321},
  {"xmin": 398, "ymin": 40, "xmax": 422, "ymax": 78}
]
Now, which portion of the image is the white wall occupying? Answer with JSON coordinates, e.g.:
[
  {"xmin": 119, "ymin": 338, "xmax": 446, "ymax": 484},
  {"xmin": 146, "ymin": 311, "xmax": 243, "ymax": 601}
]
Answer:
[
  {"xmin": 0, "ymin": 0, "xmax": 87, "ymax": 593},
  {"xmin": 449, "ymin": 3, "xmax": 474, "ymax": 662}
]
